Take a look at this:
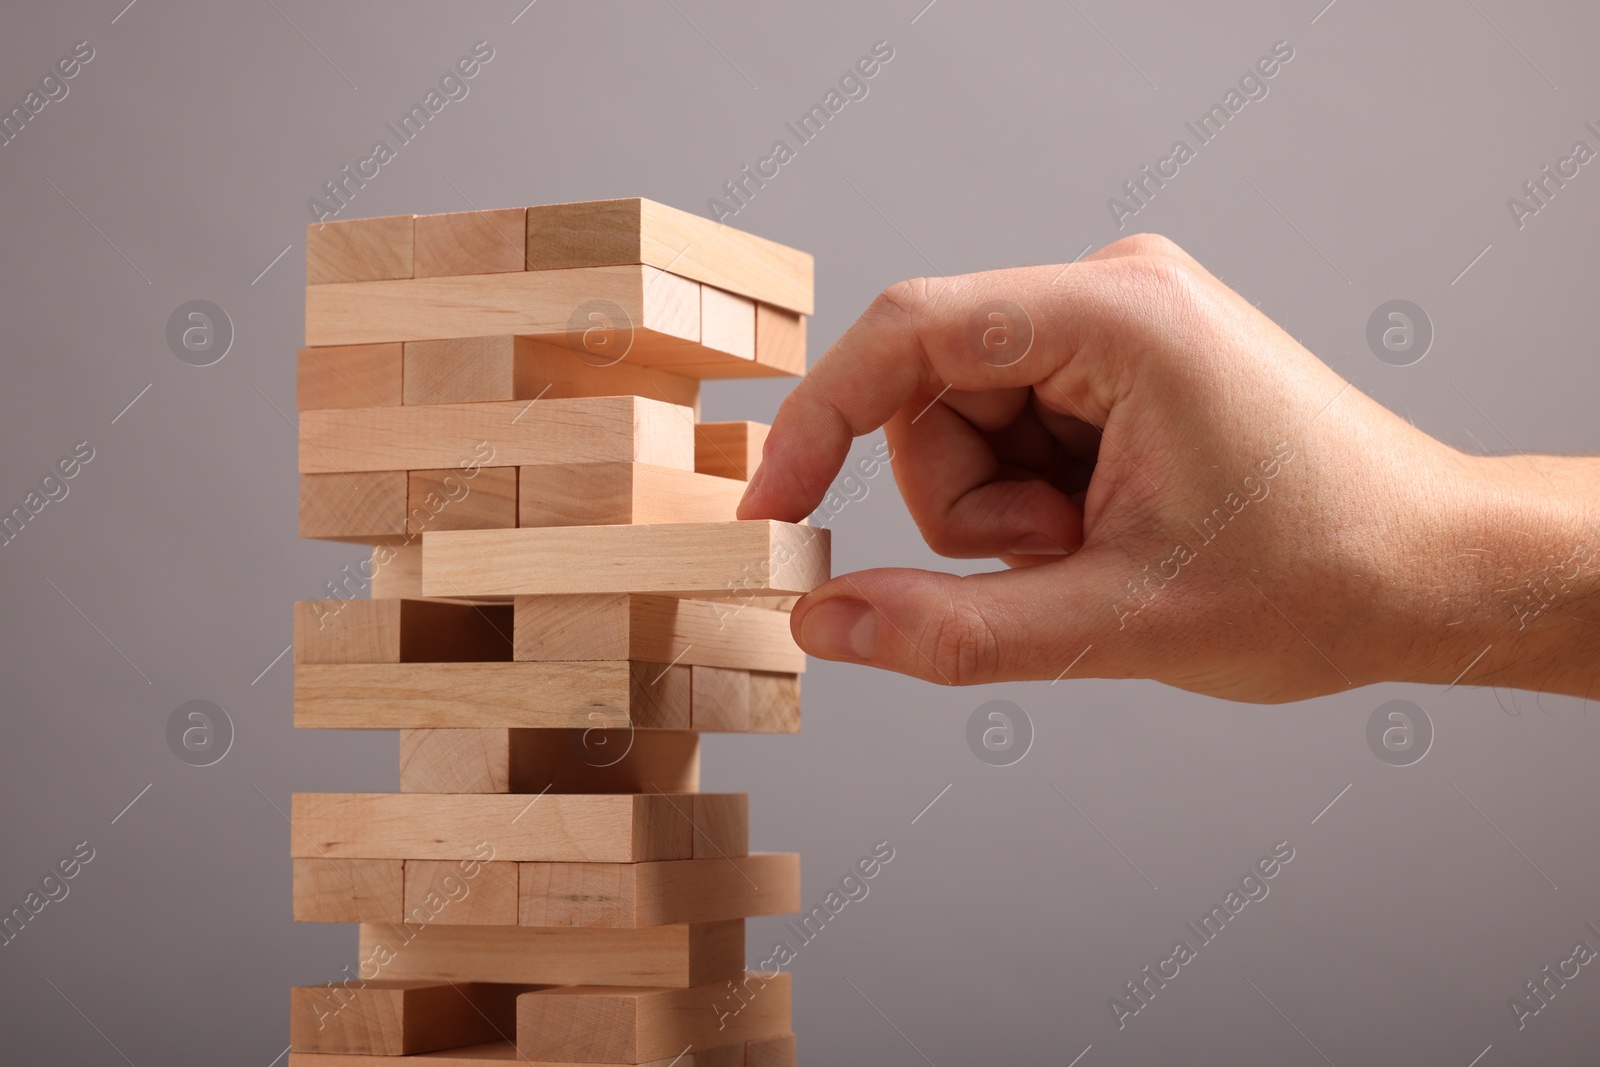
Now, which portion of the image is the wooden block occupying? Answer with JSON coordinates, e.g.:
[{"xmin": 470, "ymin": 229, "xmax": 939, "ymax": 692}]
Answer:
[
  {"xmin": 289, "ymin": 793, "xmax": 711, "ymax": 862},
  {"xmin": 285, "ymin": 1042, "xmax": 728, "ymax": 1066},
  {"xmin": 289, "ymin": 980, "xmax": 516, "ymax": 1055},
  {"xmin": 423, "ymin": 522, "xmax": 830, "ymax": 598},
  {"xmin": 409, "ymin": 467, "xmax": 518, "ymax": 531},
  {"xmin": 371, "ymin": 543, "xmax": 423, "ymax": 598},
  {"xmin": 519, "ymin": 853, "xmax": 799, "ymax": 929},
  {"xmin": 755, "ymin": 304, "xmax": 806, "ymax": 376},
  {"xmin": 747, "ymin": 673, "xmax": 801, "ymax": 735},
  {"xmin": 300, "ymin": 472, "xmax": 408, "ymax": 542},
  {"xmin": 295, "ymin": 661, "xmax": 691, "ymax": 730},
  {"xmin": 695, "ymin": 422, "xmax": 768, "ymax": 482},
  {"xmin": 515, "ymin": 972, "xmax": 792, "ymax": 1063},
  {"xmin": 403, "ymin": 336, "xmax": 700, "ymax": 413},
  {"xmin": 305, "ymin": 265, "xmax": 697, "ymax": 350},
  {"xmin": 414, "ymin": 207, "xmax": 527, "ymax": 278},
  {"xmin": 404, "ymin": 860, "xmax": 519, "ymax": 925},
  {"xmin": 691, "ymin": 794, "xmax": 747, "ymax": 859},
  {"xmin": 297, "ymin": 345, "xmax": 403, "ymax": 410},
  {"xmin": 700, "ymin": 287, "xmax": 754, "ymax": 362},
  {"xmin": 524, "ymin": 198, "xmax": 813, "ymax": 315},
  {"xmin": 745, "ymin": 1034, "xmax": 797, "ymax": 1067},
  {"xmin": 400, "ymin": 729, "xmax": 699, "ymax": 795},
  {"xmin": 691, "ymin": 667, "xmax": 749, "ymax": 732},
  {"xmin": 292, "ymin": 858, "xmax": 404, "ymax": 923},
  {"xmin": 362, "ymin": 920, "xmax": 742, "ymax": 988},
  {"xmin": 519, "ymin": 464, "xmax": 742, "ymax": 528},
  {"xmin": 294, "ymin": 599, "xmax": 513, "ymax": 664},
  {"xmin": 306, "ymin": 215, "xmax": 414, "ymax": 285},
  {"xmin": 513, "ymin": 595, "xmax": 803, "ymax": 673},
  {"xmin": 299, "ymin": 396, "xmax": 693, "ymax": 475}
]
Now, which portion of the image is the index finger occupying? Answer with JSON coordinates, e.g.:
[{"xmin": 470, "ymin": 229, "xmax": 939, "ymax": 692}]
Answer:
[{"xmin": 737, "ymin": 262, "xmax": 1131, "ymax": 523}]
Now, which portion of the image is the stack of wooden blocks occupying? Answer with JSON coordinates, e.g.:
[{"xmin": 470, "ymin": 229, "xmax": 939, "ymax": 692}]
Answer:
[{"xmin": 285, "ymin": 199, "xmax": 827, "ymax": 1066}]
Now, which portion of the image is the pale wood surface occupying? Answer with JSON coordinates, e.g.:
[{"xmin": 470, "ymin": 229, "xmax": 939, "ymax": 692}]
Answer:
[
  {"xmin": 748, "ymin": 672, "xmax": 802, "ymax": 734},
  {"xmin": 518, "ymin": 463, "xmax": 743, "ymax": 528},
  {"xmin": 401, "ymin": 336, "xmax": 700, "ymax": 411},
  {"xmin": 297, "ymin": 345, "xmax": 404, "ymax": 410},
  {"xmin": 699, "ymin": 286, "xmax": 755, "ymax": 362},
  {"xmin": 517, "ymin": 853, "xmax": 800, "ymax": 928},
  {"xmin": 294, "ymin": 600, "xmax": 512, "ymax": 664},
  {"xmin": 370, "ymin": 543, "xmax": 424, "ymax": 598},
  {"xmin": 300, "ymin": 472, "xmax": 408, "ymax": 542},
  {"xmin": 298, "ymin": 396, "xmax": 693, "ymax": 475},
  {"xmin": 359, "ymin": 920, "xmax": 742, "ymax": 987},
  {"xmin": 414, "ymin": 208, "xmax": 527, "ymax": 278},
  {"xmin": 306, "ymin": 215, "xmax": 414, "ymax": 285},
  {"xmin": 286, "ymin": 1041, "xmax": 733, "ymax": 1066},
  {"xmin": 408, "ymin": 467, "xmax": 518, "ymax": 531},
  {"xmin": 524, "ymin": 198, "xmax": 813, "ymax": 315},
  {"xmin": 746, "ymin": 1034, "xmax": 798, "ymax": 1067},
  {"xmin": 291, "ymin": 857, "xmax": 404, "ymax": 923},
  {"xmin": 289, "ymin": 793, "xmax": 716, "ymax": 862},
  {"xmin": 513, "ymin": 595, "xmax": 802, "ymax": 673},
  {"xmin": 691, "ymin": 666, "xmax": 750, "ymax": 732},
  {"xmin": 755, "ymin": 304, "xmax": 806, "ymax": 376},
  {"xmin": 695, "ymin": 422, "xmax": 769, "ymax": 481},
  {"xmin": 295, "ymin": 661, "xmax": 692, "ymax": 730},
  {"xmin": 690, "ymin": 793, "xmax": 748, "ymax": 859},
  {"xmin": 515, "ymin": 972, "xmax": 791, "ymax": 1063},
  {"xmin": 305, "ymin": 265, "xmax": 697, "ymax": 349},
  {"xmin": 399, "ymin": 729, "xmax": 700, "ymax": 795},
  {"xmin": 403, "ymin": 860, "xmax": 520, "ymax": 925},
  {"xmin": 422, "ymin": 521, "xmax": 830, "ymax": 598},
  {"xmin": 290, "ymin": 981, "xmax": 518, "ymax": 1055}
]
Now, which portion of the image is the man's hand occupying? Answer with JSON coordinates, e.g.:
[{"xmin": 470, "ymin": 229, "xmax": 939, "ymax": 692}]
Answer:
[{"xmin": 738, "ymin": 235, "xmax": 1600, "ymax": 702}]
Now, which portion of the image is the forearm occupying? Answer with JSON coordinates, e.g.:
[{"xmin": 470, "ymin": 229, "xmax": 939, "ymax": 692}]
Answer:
[{"xmin": 1396, "ymin": 454, "xmax": 1600, "ymax": 697}]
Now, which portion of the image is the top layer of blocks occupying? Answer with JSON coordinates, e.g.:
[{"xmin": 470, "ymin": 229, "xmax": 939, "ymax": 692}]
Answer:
[{"xmin": 304, "ymin": 199, "xmax": 812, "ymax": 378}]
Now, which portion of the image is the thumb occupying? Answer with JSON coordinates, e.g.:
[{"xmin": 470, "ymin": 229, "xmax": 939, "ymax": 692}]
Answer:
[{"xmin": 790, "ymin": 547, "xmax": 1129, "ymax": 685}]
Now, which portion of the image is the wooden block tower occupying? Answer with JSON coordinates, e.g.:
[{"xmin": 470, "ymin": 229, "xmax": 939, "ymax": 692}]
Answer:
[{"xmin": 286, "ymin": 199, "xmax": 824, "ymax": 1066}]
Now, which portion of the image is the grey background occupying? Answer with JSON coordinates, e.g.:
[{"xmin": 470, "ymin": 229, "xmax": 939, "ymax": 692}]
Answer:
[{"xmin": 1, "ymin": 1, "xmax": 1597, "ymax": 1063}]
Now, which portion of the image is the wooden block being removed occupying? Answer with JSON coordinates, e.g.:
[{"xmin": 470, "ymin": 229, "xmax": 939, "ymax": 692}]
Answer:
[
  {"xmin": 298, "ymin": 396, "xmax": 692, "ymax": 475},
  {"xmin": 403, "ymin": 859, "xmax": 520, "ymax": 925},
  {"xmin": 289, "ymin": 980, "xmax": 516, "ymax": 1055},
  {"xmin": 519, "ymin": 853, "xmax": 799, "ymax": 929},
  {"xmin": 297, "ymin": 345, "xmax": 403, "ymax": 410},
  {"xmin": 422, "ymin": 521, "xmax": 829, "ymax": 598},
  {"xmin": 306, "ymin": 215, "xmax": 414, "ymax": 285},
  {"xmin": 300, "ymin": 472, "xmax": 408, "ymax": 542},
  {"xmin": 524, "ymin": 198, "xmax": 813, "ymax": 315},
  {"xmin": 290, "ymin": 793, "xmax": 711, "ymax": 862},
  {"xmin": 305, "ymin": 265, "xmax": 697, "ymax": 350},
  {"xmin": 403, "ymin": 336, "xmax": 700, "ymax": 412},
  {"xmin": 518, "ymin": 463, "xmax": 741, "ymax": 528},
  {"xmin": 515, "ymin": 972, "xmax": 791, "ymax": 1063},
  {"xmin": 408, "ymin": 467, "xmax": 518, "ymax": 531},
  {"xmin": 370, "ymin": 543, "xmax": 423, "ymax": 598},
  {"xmin": 399, "ymin": 729, "xmax": 699, "ymax": 795},
  {"xmin": 361, "ymin": 920, "xmax": 743, "ymax": 988},
  {"xmin": 295, "ymin": 661, "xmax": 690, "ymax": 730},
  {"xmin": 414, "ymin": 207, "xmax": 527, "ymax": 278},
  {"xmin": 292, "ymin": 858, "xmax": 404, "ymax": 923},
  {"xmin": 294, "ymin": 599, "xmax": 512, "ymax": 664},
  {"xmin": 513, "ymin": 595, "xmax": 802, "ymax": 673}
]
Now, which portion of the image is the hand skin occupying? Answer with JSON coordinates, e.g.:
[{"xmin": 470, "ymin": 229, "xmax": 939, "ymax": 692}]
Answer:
[{"xmin": 737, "ymin": 235, "xmax": 1600, "ymax": 703}]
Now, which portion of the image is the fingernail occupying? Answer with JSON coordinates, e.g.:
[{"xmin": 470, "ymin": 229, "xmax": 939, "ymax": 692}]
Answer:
[
  {"xmin": 799, "ymin": 598, "xmax": 878, "ymax": 661},
  {"xmin": 1009, "ymin": 533, "xmax": 1070, "ymax": 555}
]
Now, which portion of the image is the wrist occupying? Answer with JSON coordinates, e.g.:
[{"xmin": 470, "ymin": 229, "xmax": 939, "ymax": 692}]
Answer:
[{"xmin": 1387, "ymin": 453, "xmax": 1600, "ymax": 694}]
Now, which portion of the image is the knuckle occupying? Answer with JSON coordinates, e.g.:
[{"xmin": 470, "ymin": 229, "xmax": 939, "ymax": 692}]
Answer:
[
  {"xmin": 1103, "ymin": 251, "xmax": 1205, "ymax": 318},
  {"xmin": 919, "ymin": 596, "xmax": 1001, "ymax": 686},
  {"xmin": 873, "ymin": 277, "xmax": 933, "ymax": 321},
  {"xmin": 1103, "ymin": 232, "xmax": 1189, "ymax": 261}
]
